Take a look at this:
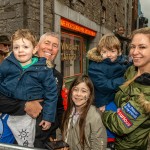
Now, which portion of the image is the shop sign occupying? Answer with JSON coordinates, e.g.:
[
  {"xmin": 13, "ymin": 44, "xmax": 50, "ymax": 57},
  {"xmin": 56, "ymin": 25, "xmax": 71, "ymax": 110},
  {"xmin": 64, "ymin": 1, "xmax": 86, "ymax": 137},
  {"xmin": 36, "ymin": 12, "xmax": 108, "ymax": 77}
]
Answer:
[{"xmin": 61, "ymin": 18, "xmax": 96, "ymax": 37}]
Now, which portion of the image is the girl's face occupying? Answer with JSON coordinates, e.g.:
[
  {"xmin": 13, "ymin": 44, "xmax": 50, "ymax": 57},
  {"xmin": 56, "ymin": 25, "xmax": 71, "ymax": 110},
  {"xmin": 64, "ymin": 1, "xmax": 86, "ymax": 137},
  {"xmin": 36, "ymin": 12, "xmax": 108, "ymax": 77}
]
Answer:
[
  {"xmin": 101, "ymin": 47, "xmax": 118, "ymax": 62},
  {"xmin": 13, "ymin": 38, "xmax": 36, "ymax": 66},
  {"xmin": 130, "ymin": 34, "xmax": 150, "ymax": 71},
  {"xmin": 72, "ymin": 82, "xmax": 90, "ymax": 107}
]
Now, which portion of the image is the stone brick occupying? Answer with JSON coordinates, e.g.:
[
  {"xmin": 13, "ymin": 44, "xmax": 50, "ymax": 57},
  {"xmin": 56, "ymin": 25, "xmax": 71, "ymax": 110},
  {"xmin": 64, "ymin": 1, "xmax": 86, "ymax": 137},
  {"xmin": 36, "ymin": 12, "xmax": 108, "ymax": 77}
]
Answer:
[
  {"xmin": 0, "ymin": 11, "xmax": 16, "ymax": 19},
  {"xmin": 10, "ymin": 0, "xmax": 23, "ymax": 5}
]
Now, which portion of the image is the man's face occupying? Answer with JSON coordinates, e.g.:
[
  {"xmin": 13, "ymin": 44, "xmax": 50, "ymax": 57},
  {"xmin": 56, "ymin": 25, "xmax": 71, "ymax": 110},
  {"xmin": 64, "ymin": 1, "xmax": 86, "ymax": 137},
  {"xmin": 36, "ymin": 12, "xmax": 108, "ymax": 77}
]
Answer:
[
  {"xmin": 37, "ymin": 35, "xmax": 59, "ymax": 61},
  {"xmin": 118, "ymin": 27, "xmax": 125, "ymax": 35},
  {"xmin": 0, "ymin": 43, "xmax": 9, "ymax": 53}
]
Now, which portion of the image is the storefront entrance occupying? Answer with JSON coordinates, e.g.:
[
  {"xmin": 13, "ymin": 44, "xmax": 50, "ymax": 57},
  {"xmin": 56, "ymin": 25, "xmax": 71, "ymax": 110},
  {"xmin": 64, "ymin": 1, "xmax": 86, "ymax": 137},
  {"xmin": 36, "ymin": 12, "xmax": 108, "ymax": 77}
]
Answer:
[{"xmin": 61, "ymin": 32, "xmax": 87, "ymax": 87}]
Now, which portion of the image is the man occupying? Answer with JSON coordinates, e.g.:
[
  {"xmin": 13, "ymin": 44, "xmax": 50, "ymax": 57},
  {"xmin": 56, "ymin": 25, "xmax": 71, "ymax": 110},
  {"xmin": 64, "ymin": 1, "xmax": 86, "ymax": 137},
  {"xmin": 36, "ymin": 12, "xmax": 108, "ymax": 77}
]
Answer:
[
  {"xmin": 0, "ymin": 35, "xmax": 11, "ymax": 63},
  {"xmin": 114, "ymin": 26, "xmax": 130, "ymax": 55},
  {"xmin": 34, "ymin": 32, "xmax": 64, "ymax": 148},
  {"xmin": 0, "ymin": 32, "xmax": 64, "ymax": 148}
]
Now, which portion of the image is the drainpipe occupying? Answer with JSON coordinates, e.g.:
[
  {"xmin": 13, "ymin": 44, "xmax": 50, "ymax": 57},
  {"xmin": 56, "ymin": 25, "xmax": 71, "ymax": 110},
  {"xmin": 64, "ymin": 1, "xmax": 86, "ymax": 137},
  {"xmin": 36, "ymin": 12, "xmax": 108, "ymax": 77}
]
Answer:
[{"xmin": 40, "ymin": 0, "xmax": 44, "ymax": 36}]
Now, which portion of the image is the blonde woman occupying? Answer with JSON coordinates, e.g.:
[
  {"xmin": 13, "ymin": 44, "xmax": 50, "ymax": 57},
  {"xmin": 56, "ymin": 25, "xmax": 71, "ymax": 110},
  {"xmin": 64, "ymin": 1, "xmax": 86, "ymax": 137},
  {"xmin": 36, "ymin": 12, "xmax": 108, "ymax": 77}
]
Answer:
[{"xmin": 102, "ymin": 27, "xmax": 150, "ymax": 149}]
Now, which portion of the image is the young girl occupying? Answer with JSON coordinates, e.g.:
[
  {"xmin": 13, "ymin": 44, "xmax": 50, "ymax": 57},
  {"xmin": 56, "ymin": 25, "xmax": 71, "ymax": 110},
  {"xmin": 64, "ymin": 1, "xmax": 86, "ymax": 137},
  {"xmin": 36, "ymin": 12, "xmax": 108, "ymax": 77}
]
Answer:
[
  {"xmin": 0, "ymin": 29, "xmax": 58, "ymax": 147},
  {"xmin": 87, "ymin": 33, "xmax": 131, "ymax": 148},
  {"xmin": 61, "ymin": 75, "xmax": 107, "ymax": 150}
]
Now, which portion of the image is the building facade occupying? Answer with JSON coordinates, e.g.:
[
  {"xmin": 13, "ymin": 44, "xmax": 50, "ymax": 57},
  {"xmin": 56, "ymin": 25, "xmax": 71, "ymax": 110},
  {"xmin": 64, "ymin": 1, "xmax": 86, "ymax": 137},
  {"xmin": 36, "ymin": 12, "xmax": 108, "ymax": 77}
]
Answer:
[{"xmin": 0, "ymin": 0, "xmax": 133, "ymax": 85}]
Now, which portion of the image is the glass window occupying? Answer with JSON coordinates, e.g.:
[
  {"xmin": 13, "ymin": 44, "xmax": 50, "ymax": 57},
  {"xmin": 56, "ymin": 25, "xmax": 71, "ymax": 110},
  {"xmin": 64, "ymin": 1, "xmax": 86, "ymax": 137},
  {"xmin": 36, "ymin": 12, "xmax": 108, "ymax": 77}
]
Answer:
[{"xmin": 61, "ymin": 32, "xmax": 83, "ymax": 77}]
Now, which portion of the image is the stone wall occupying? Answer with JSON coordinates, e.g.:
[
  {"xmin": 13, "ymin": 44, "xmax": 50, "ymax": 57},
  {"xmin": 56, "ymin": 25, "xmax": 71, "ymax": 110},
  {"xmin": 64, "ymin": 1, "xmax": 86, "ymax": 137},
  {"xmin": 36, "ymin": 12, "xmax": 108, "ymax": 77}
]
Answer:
[
  {"xmin": 0, "ymin": 0, "xmax": 132, "ymax": 38},
  {"xmin": 59, "ymin": 0, "xmax": 132, "ymax": 34},
  {"xmin": 0, "ymin": 0, "xmax": 24, "ymax": 37},
  {"xmin": 0, "ymin": 0, "xmax": 54, "ymax": 39}
]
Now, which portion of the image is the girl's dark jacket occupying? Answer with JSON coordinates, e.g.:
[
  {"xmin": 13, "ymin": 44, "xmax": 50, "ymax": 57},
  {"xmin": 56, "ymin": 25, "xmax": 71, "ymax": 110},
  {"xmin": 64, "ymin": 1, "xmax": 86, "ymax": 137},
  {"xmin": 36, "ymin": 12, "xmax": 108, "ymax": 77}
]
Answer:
[
  {"xmin": 87, "ymin": 47, "xmax": 131, "ymax": 107},
  {"xmin": 0, "ymin": 53, "xmax": 58, "ymax": 122}
]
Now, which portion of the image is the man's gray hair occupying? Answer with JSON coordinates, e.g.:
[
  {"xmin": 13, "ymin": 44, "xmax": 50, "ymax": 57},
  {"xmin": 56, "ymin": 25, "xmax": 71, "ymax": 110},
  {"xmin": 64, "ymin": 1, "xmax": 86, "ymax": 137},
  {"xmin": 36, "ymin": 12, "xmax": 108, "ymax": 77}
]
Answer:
[{"xmin": 39, "ymin": 32, "xmax": 59, "ymax": 44}]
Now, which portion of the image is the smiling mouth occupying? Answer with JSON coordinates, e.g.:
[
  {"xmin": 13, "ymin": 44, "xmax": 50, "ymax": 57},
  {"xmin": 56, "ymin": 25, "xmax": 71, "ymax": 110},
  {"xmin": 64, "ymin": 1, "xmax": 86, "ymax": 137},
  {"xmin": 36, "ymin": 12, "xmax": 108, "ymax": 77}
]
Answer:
[
  {"xmin": 45, "ymin": 52, "xmax": 52, "ymax": 56},
  {"xmin": 133, "ymin": 57, "xmax": 141, "ymax": 60},
  {"xmin": 18, "ymin": 55, "xmax": 26, "ymax": 57}
]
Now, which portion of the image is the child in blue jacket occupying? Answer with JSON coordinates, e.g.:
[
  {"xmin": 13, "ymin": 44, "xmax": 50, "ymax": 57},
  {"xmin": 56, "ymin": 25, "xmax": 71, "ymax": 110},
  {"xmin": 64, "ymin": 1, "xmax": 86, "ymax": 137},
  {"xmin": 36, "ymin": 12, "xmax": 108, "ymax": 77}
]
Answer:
[
  {"xmin": 87, "ymin": 33, "xmax": 131, "ymax": 149},
  {"xmin": 0, "ymin": 29, "xmax": 58, "ymax": 147}
]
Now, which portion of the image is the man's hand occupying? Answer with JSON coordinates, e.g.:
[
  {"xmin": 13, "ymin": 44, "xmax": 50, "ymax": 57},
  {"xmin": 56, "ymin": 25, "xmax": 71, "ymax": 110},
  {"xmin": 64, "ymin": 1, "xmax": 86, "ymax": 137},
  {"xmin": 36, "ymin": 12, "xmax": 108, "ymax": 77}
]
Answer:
[
  {"xmin": 24, "ymin": 100, "xmax": 43, "ymax": 118},
  {"xmin": 39, "ymin": 120, "xmax": 51, "ymax": 130}
]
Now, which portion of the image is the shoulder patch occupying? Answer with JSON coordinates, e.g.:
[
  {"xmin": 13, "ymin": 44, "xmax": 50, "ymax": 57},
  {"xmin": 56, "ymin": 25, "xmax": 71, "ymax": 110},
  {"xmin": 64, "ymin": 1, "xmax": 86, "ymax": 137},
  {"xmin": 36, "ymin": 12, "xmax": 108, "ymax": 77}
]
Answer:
[
  {"xmin": 123, "ymin": 102, "xmax": 140, "ymax": 120},
  {"xmin": 117, "ymin": 108, "xmax": 133, "ymax": 128}
]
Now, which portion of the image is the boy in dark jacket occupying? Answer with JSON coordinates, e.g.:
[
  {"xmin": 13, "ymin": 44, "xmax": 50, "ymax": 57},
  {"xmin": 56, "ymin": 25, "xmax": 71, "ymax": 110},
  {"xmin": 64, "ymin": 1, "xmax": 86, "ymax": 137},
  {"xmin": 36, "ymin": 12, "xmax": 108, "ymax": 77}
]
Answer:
[
  {"xmin": 87, "ymin": 33, "xmax": 131, "ymax": 149},
  {"xmin": 0, "ymin": 29, "xmax": 58, "ymax": 147}
]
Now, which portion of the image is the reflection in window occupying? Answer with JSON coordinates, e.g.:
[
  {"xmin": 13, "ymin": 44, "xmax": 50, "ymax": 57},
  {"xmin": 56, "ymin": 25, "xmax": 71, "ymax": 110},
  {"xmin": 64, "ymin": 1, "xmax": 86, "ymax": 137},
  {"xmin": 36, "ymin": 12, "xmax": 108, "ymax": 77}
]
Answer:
[{"xmin": 61, "ymin": 33, "xmax": 83, "ymax": 77}]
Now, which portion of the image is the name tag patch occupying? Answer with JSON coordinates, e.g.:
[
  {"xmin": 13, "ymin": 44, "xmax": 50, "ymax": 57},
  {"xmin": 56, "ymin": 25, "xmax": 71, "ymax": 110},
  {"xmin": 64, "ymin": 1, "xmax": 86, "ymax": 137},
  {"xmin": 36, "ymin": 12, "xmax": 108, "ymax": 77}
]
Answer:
[
  {"xmin": 124, "ymin": 102, "xmax": 140, "ymax": 119},
  {"xmin": 117, "ymin": 108, "xmax": 132, "ymax": 128}
]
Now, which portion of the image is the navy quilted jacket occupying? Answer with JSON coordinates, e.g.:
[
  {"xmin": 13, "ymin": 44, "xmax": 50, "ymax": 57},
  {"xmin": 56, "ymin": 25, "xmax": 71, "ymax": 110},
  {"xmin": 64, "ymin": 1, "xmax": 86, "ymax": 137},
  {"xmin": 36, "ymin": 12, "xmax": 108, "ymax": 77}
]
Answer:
[{"xmin": 0, "ymin": 53, "xmax": 58, "ymax": 122}]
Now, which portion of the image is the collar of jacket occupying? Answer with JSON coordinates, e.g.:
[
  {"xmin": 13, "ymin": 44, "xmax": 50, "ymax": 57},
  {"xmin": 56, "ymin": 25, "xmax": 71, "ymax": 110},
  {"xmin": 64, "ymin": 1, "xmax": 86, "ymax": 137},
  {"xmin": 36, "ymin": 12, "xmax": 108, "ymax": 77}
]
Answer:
[
  {"xmin": 6, "ymin": 52, "xmax": 48, "ymax": 68},
  {"xmin": 34, "ymin": 53, "xmax": 54, "ymax": 68},
  {"xmin": 87, "ymin": 47, "xmax": 103, "ymax": 62},
  {"xmin": 135, "ymin": 73, "xmax": 150, "ymax": 86},
  {"xmin": 87, "ymin": 47, "xmax": 128, "ymax": 65}
]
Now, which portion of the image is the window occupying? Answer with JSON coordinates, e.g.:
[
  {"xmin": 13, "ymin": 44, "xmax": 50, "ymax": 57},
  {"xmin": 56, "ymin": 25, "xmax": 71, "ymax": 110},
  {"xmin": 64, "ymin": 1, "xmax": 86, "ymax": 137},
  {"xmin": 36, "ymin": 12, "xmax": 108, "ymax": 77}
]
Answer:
[{"xmin": 61, "ymin": 32, "xmax": 83, "ymax": 77}]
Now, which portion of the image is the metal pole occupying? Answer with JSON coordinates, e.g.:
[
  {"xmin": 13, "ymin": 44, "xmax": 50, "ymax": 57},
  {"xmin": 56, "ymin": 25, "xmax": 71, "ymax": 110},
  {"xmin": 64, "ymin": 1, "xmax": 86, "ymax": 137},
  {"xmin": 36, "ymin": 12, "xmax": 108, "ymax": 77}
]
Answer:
[
  {"xmin": 0, "ymin": 143, "xmax": 46, "ymax": 150},
  {"xmin": 40, "ymin": 0, "xmax": 44, "ymax": 36}
]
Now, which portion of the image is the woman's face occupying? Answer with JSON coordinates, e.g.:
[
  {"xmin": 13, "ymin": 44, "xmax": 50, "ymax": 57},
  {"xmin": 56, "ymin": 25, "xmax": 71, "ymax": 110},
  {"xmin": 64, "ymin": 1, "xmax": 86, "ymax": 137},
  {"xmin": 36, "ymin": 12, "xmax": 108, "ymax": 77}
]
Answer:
[
  {"xmin": 72, "ymin": 82, "xmax": 90, "ymax": 107},
  {"xmin": 130, "ymin": 34, "xmax": 150, "ymax": 71}
]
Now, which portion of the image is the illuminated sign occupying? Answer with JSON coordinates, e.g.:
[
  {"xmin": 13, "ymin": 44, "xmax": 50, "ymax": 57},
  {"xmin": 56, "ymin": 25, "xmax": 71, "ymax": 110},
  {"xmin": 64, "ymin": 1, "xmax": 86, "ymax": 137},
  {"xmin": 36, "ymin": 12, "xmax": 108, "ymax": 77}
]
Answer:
[{"xmin": 61, "ymin": 18, "xmax": 96, "ymax": 37}]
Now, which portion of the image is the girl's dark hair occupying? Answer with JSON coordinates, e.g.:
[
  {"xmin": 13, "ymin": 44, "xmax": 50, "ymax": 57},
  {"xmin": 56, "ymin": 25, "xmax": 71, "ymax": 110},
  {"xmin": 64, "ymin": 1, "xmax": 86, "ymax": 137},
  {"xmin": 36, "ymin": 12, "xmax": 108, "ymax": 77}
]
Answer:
[{"xmin": 62, "ymin": 74, "xmax": 94, "ymax": 148}]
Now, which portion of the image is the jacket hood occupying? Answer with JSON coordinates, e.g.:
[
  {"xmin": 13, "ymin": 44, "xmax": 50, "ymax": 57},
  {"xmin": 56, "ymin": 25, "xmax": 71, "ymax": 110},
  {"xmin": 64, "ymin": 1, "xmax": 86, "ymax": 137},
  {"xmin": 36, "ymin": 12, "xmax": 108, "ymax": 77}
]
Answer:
[
  {"xmin": 124, "ymin": 66, "xmax": 150, "ymax": 114},
  {"xmin": 87, "ymin": 47, "xmax": 103, "ymax": 62},
  {"xmin": 136, "ymin": 73, "xmax": 150, "ymax": 113},
  {"xmin": 87, "ymin": 47, "xmax": 130, "ymax": 65}
]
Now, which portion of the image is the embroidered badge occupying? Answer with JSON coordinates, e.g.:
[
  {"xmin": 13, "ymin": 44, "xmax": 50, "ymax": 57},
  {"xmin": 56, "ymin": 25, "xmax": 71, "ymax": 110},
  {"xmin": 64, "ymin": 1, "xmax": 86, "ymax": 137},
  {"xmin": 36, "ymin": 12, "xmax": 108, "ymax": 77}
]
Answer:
[
  {"xmin": 117, "ymin": 108, "xmax": 133, "ymax": 128},
  {"xmin": 124, "ymin": 102, "xmax": 140, "ymax": 119}
]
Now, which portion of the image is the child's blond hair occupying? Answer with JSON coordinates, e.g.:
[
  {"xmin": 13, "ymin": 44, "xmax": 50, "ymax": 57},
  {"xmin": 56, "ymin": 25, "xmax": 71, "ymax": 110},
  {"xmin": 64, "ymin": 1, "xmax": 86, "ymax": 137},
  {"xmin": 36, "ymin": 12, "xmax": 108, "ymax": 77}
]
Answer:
[
  {"xmin": 11, "ymin": 29, "xmax": 37, "ymax": 47},
  {"xmin": 97, "ymin": 33, "xmax": 121, "ymax": 55}
]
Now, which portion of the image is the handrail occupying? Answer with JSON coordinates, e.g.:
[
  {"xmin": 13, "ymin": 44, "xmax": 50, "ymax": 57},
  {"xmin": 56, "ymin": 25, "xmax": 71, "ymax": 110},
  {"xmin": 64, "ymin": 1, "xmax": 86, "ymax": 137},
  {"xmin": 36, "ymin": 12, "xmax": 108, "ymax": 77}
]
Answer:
[{"xmin": 0, "ymin": 143, "xmax": 47, "ymax": 150}]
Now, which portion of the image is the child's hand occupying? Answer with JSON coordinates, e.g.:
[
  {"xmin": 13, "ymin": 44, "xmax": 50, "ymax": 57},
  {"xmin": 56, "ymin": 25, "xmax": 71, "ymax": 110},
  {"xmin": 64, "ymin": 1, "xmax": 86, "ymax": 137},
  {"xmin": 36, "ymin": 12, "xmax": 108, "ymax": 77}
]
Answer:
[
  {"xmin": 39, "ymin": 120, "xmax": 51, "ymax": 130},
  {"xmin": 99, "ymin": 105, "xmax": 106, "ymax": 112}
]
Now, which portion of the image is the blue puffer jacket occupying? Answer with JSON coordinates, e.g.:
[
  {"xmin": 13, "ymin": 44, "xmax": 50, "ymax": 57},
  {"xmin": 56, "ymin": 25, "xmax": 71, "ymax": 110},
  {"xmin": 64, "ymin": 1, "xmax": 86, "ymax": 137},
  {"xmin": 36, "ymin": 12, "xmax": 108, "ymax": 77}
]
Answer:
[
  {"xmin": 0, "ymin": 53, "xmax": 58, "ymax": 122},
  {"xmin": 87, "ymin": 48, "xmax": 131, "ymax": 107}
]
